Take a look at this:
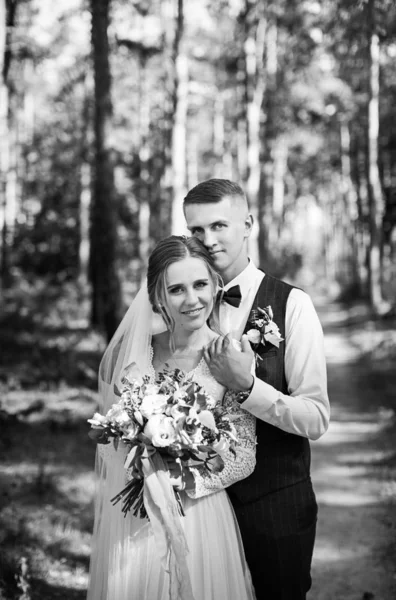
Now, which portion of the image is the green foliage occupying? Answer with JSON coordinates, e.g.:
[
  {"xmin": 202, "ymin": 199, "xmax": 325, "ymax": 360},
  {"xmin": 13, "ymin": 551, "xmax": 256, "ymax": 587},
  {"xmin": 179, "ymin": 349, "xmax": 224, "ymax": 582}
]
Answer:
[{"xmin": 1, "ymin": 0, "xmax": 395, "ymax": 323}]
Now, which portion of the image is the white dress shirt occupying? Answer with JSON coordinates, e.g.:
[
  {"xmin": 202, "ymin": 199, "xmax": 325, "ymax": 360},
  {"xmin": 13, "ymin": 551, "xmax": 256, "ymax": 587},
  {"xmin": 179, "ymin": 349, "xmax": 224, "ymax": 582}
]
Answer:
[{"xmin": 219, "ymin": 261, "xmax": 330, "ymax": 441}]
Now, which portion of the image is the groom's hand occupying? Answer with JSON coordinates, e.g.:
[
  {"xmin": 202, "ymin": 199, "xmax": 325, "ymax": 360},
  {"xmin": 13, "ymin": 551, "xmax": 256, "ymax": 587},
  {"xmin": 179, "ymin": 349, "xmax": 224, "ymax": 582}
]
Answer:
[{"xmin": 204, "ymin": 334, "xmax": 254, "ymax": 392}]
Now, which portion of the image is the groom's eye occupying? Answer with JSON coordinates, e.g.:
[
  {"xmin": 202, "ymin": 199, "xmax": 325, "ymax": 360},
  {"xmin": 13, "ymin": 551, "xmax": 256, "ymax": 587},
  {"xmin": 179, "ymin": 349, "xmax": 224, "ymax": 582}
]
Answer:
[{"xmin": 213, "ymin": 223, "xmax": 225, "ymax": 230}]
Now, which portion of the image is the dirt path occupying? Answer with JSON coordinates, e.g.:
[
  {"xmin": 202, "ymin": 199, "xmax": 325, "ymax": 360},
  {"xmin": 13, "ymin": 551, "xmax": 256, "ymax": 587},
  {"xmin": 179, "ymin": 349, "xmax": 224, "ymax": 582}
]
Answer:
[
  {"xmin": 309, "ymin": 305, "xmax": 396, "ymax": 600},
  {"xmin": 1, "ymin": 303, "xmax": 395, "ymax": 600}
]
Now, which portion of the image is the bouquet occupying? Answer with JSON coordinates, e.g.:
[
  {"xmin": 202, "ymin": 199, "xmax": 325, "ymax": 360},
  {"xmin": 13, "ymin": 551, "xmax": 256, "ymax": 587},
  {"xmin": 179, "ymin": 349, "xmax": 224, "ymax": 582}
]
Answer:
[{"xmin": 88, "ymin": 366, "xmax": 238, "ymax": 519}]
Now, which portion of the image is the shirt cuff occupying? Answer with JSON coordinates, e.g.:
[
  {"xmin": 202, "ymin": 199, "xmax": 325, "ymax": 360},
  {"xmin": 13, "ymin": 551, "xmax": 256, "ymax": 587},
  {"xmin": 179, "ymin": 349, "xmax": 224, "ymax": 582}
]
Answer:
[{"xmin": 239, "ymin": 377, "xmax": 279, "ymax": 413}]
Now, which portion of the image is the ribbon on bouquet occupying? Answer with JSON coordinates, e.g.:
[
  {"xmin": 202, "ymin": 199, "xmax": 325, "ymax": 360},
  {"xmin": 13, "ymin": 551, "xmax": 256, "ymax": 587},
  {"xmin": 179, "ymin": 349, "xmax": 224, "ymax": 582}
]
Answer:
[{"xmin": 141, "ymin": 452, "xmax": 195, "ymax": 600}]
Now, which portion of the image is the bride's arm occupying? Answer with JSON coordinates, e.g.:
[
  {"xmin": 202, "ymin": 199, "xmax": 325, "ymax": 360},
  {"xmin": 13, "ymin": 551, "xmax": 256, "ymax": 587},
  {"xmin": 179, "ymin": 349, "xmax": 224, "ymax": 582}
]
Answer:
[{"xmin": 185, "ymin": 391, "xmax": 256, "ymax": 499}]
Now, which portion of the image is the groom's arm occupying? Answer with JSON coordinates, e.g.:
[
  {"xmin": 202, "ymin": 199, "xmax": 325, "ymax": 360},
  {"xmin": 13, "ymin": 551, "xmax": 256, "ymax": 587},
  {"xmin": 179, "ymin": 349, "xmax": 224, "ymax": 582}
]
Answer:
[
  {"xmin": 243, "ymin": 289, "xmax": 329, "ymax": 440},
  {"xmin": 205, "ymin": 289, "xmax": 330, "ymax": 441}
]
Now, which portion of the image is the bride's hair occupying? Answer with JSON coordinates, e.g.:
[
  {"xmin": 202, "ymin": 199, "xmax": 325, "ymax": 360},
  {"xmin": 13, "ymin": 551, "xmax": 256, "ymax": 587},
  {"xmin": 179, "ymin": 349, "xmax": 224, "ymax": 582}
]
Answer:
[{"xmin": 147, "ymin": 235, "xmax": 222, "ymax": 333}]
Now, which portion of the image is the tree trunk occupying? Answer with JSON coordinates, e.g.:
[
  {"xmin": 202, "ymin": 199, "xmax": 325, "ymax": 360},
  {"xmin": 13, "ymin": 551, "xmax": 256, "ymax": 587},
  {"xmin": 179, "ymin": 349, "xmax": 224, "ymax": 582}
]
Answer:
[
  {"xmin": 0, "ymin": 0, "xmax": 17, "ymax": 291},
  {"xmin": 154, "ymin": 0, "xmax": 184, "ymax": 239},
  {"xmin": 258, "ymin": 17, "xmax": 278, "ymax": 270},
  {"xmin": 366, "ymin": 0, "xmax": 387, "ymax": 313},
  {"xmin": 90, "ymin": 0, "xmax": 121, "ymax": 340},
  {"xmin": 186, "ymin": 129, "xmax": 198, "ymax": 189},
  {"xmin": 78, "ymin": 84, "xmax": 93, "ymax": 292},
  {"xmin": 269, "ymin": 135, "xmax": 287, "ymax": 248},
  {"xmin": 350, "ymin": 122, "xmax": 369, "ymax": 295},
  {"xmin": 213, "ymin": 90, "xmax": 225, "ymax": 176},
  {"xmin": 339, "ymin": 118, "xmax": 360, "ymax": 288},
  {"xmin": 79, "ymin": 162, "xmax": 91, "ymax": 290},
  {"xmin": 136, "ymin": 53, "xmax": 152, "ymax": 279},
  {"xmin": 171, "ymin": 51, "xmax": 188, "ymax": 235},
  {"xmin": 243, "ymin": 2, "xmax": 266, "ymax": 265}
]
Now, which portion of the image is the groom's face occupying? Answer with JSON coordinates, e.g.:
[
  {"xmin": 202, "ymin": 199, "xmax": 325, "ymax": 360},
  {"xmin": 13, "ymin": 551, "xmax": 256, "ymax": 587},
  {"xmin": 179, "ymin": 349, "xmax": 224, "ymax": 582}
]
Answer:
[{"xmin": 184, "ymin": 196, "xmax": 252, "ymax": 283}]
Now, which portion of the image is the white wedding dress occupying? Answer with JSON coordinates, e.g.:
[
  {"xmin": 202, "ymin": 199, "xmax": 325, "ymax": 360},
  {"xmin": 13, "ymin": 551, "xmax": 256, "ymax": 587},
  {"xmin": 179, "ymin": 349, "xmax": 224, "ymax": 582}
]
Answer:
[{"xmin": 87, "ymin": 355, "xmax": 257, "ymax": 600}]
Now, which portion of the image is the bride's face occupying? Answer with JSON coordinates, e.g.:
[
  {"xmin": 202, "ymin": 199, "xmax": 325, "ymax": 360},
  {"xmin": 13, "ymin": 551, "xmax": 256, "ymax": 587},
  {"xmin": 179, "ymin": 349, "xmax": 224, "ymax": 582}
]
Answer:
[{"xmin": 163, "ymin": 256, "xmax": 215, "ymax": 332}]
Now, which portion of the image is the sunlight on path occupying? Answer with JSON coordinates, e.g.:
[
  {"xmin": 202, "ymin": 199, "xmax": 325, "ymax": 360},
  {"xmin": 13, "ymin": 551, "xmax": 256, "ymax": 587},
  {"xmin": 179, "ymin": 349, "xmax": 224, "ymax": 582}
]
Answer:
[{"xmin": 309, "ymin": 316, "xmax": 396, "ymax": 600}]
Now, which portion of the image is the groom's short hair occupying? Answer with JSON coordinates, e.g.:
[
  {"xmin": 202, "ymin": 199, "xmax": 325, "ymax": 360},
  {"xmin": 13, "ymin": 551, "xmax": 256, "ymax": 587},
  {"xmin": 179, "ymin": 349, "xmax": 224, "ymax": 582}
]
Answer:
[{"xmin": 183, "ymin": 178, "xmax": 248, "ymax": 208}]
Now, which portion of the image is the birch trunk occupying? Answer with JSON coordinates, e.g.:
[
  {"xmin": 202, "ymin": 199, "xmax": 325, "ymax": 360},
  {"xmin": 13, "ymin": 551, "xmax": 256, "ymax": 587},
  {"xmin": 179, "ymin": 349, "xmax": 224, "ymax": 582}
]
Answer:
[
  {"xmin": 366, "ymin": 2, "xmax": 387, "ymax": 313},
  {"xmin": 243, "ymin": 4, "xmax": 266, "ymax": 265},
  {"xmin": 171, "ymin": 52, "xmax": 188, "ymax": 235}
]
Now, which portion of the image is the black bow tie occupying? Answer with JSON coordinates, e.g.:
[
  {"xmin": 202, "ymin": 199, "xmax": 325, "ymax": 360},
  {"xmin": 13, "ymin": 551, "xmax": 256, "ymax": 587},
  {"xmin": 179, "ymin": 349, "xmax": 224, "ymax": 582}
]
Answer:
[{"xmin": 218, "ymin": 285, "xmax": 242, "ymax": 308}]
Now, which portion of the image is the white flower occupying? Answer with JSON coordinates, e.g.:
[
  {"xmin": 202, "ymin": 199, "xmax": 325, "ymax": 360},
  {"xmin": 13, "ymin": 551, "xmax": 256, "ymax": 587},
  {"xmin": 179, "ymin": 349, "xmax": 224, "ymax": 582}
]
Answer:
[
  {"xmin": 106, "ymin": 403, "xmax": 130, "ymax": 425},
  {"xmin": 173, "ymin": 389, "xmax": 187, "ymax": 402},
  {"xmin": 246, "ymin": 329, "xmax": 261, "ymax": 344},
  {"xmin": 197, "ymin": 409, "xmax": 216, "ymax": 431},
  {"xmin": 140, "ymin": 394, "xmax": 169, "ymax": 419},
  {"xmin": 186, "ymin": 426, "xmax": 203, "ymax": 445},
  {"xmin": 144, "ymin": 383, "xmax": 160, "ymax": 396},
  {"xmin": 87, "ymin": 412, "xmax": 107, "ymax": 427},
  {"xmin": 114, "ymin": 410, "xmax": 131, "ymax": 426},
  {"xmin": 264, "ymin": 322, "xmax": 280, "ymax": 336},
  {"xmin": 211, "ymin": 437, "xmax": 230, "ymax": 458},
  {"xmin": 122, "ymin": 422, "xmax": 139, "ymax": 441},
  {"xmin": 144, "ymin": 414, "xmax": 178, "ymax": 447},
  {"xmin": 170, "ymin": 403, "xmax": 189, "ymax": 422}
]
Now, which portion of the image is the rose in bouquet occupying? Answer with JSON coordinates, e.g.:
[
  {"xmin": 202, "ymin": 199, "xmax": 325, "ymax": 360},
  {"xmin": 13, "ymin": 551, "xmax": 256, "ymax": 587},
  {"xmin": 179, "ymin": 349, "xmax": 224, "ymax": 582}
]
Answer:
[{"xmin": 88, "ymin": 366, "xmax": 238, "ymax": 519}]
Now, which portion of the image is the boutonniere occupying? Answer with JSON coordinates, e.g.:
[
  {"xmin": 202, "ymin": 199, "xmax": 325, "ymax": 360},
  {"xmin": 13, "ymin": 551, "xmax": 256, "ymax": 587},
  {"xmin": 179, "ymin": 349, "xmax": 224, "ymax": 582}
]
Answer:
[{"xmin": 245, "ymin": 305, "xmax": 284, "ymax": 360}]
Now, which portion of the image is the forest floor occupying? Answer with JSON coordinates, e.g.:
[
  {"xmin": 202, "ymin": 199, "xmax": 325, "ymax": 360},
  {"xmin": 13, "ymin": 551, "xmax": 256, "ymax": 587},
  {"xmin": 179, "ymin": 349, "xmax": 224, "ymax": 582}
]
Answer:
[
  {"xmin": 0, "ymin": 301, "xmax": 395, "ymax": 600},
  {"xmin": 309, "ymin": 302, "xmax": 396, "ymax": 600}
]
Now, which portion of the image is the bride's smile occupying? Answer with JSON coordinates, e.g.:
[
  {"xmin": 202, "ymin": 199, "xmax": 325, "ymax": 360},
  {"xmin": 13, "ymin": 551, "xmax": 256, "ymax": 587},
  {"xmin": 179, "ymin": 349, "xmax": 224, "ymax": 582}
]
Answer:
[{"xmin": 181, "ymin": 306, "xmax": 204, "ymax": 316}]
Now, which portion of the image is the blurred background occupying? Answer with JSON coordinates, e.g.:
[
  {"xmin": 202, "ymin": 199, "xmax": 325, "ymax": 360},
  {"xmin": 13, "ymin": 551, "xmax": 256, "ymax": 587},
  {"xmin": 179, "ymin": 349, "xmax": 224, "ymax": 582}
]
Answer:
[{"xmin": 1, "ymin": 1, "xmax": 396, "ymax": 599}]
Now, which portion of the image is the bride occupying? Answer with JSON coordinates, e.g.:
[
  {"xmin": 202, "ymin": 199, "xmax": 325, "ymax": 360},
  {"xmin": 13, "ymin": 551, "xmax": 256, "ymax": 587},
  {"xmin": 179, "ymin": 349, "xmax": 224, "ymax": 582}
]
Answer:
[{"xmin": 86, "ymin": 235, "xmax": 256, "ymax": 600}]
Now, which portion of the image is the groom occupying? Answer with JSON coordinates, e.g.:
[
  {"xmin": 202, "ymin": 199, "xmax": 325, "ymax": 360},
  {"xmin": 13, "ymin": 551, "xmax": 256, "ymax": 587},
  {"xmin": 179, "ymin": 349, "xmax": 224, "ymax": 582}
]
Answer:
[{"xmin": 183, "ymin": 179, "xmax": 330, "ymax": 600}]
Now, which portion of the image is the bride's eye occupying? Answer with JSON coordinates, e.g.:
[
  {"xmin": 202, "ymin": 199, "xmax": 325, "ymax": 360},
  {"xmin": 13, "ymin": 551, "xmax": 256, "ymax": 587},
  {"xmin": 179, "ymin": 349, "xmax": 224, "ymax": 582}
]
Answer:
[
  {"xmin": 168, "ymin": 286, "xmax": 183, "ymax": 295},
  {"xmin": 195, "ymin": 281, "xmax": 208, "ymax": 289}
]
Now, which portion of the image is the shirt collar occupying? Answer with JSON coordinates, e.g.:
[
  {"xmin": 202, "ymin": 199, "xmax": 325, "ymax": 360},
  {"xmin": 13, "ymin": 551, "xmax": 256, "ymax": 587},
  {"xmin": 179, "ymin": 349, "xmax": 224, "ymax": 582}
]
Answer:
[{"xmin": 223, "ymin": 259, "xmax": 262, "ymax": 293}]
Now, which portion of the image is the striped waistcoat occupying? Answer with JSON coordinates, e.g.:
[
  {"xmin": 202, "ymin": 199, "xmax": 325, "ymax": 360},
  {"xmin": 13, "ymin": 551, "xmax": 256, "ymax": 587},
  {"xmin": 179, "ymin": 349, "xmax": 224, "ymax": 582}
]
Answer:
[{"xmin": 227, "ymin": 274, "xmax": 311, "ymax": 505}]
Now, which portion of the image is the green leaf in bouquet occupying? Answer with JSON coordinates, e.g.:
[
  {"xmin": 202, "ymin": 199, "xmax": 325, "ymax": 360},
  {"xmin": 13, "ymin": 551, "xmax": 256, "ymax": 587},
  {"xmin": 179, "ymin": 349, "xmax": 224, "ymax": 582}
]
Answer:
[
  {"xmin": 137, "ymin": 432, "xmax": 153, "ymax": 446},
  {"xmin": 205, "ymin": 454, "xmax": 225, "ymax": 473},
  {"xmin": 88, "ymin": 428, "xmax": 111, "ymax": 443},
  {"xmin": 196, "ymin": 445, "xmax": 211, "ymax": 454},
  {"xmin": 114, "ymin": 383, "xmax": 122, "ymax": 397},
  {"xmin": 124, "ymin": 445, "xmax": 139, "ymax": 470},
  {"xmin": 195, "ymin": 392, "xmax": 209, "ymax": 410},
  {"xmin": 134, "ymin": 410, "xmax": 144, "ymax": 426},
  {"xmin": 184, "ymin": 381, "xmax": 198, "ymax": 400}
]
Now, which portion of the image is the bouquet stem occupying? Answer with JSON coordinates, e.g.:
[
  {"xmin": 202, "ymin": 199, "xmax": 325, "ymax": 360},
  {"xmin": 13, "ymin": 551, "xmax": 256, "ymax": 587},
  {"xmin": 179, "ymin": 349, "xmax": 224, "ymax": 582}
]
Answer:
[
  {"xmin": 111, "ymin": 478, "xmax": 146, "ymax": 518},
  {"xmin": 111, "ymin": 478, "xmax": 185, "ymax": 519}
]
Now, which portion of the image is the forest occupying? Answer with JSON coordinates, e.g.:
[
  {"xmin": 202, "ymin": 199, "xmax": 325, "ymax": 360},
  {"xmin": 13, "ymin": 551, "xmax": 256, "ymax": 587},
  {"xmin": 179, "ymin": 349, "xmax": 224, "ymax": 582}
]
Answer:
[{"xmin": 1, "ymin": 1, "xmax": 396, "ymax": 599}]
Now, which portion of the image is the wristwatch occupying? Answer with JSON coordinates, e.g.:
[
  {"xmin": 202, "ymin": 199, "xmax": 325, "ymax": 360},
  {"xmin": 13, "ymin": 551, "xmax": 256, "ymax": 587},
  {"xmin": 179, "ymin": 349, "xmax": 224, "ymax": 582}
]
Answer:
[{"xmin": 236, "ymin": 376, "xmax": 255, "ymax": 404}]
